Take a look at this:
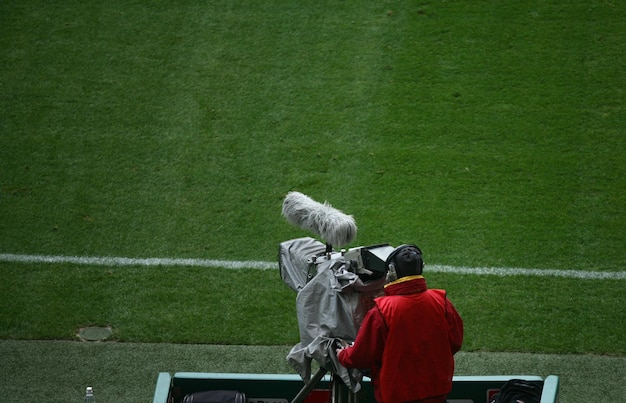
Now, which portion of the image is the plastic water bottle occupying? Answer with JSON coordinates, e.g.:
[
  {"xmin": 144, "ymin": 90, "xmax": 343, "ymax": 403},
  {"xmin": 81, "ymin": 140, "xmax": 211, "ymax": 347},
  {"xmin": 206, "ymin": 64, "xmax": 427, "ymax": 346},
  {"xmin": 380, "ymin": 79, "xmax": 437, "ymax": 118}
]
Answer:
[{"xmin": 84, "ymin": 386, "xmax": 95, "ymax": 403}]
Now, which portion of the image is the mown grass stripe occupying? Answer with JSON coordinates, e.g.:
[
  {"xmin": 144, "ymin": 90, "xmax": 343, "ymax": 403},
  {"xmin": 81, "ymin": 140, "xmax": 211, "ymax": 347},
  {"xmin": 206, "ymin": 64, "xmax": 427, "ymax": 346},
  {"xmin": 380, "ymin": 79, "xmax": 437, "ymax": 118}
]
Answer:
[{"xmin": 1, "ymin": 253, "xmax": 623, "ymax": 280}]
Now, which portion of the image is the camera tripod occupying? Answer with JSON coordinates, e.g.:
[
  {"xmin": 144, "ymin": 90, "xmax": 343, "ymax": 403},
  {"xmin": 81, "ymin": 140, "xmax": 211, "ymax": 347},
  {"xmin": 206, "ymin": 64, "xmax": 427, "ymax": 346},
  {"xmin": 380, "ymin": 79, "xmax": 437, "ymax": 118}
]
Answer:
[{"xmin": 291, "ymin": 367, "xmax": 359, "ymax": 403}]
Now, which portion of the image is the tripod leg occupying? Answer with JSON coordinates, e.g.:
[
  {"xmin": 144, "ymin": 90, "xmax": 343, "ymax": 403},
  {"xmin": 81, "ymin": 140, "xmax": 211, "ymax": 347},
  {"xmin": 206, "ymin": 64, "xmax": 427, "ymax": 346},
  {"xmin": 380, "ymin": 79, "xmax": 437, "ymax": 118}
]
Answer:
[
  {"xmin": 331, "ymin": 374, "xmax": 343, "ymax": 403},
  {"xmin": 330, "ymin": 374, "xmax": 358, "ymax": 403},
  {"xmin": 291, "ymin": 368, "xmax": 328, "ymax": 403}
]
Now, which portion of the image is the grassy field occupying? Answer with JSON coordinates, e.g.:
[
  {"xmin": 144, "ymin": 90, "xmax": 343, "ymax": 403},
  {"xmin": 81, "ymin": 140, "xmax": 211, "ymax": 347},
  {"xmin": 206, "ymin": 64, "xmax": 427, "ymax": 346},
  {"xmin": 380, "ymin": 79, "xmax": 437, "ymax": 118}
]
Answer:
[
  {"xmin": 0, "ymin": 1, "xmax": 624, "ymax": 402},
  {"xmin": 1, "ymin": 263, "xmax": 624, "ymax": 356}
]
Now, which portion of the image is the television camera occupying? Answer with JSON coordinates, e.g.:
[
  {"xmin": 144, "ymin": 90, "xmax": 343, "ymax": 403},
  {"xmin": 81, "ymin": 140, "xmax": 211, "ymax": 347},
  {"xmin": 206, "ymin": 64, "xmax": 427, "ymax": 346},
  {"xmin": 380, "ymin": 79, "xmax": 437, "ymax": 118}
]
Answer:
[{"xmin": 278, "ymin": 192, "xmax": 399, "ymax": 403}]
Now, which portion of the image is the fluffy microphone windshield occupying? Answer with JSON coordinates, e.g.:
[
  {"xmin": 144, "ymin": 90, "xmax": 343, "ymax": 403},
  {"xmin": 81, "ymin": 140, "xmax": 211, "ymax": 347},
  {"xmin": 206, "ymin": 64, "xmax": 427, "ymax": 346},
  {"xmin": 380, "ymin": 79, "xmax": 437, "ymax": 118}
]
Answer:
[{"xmin": 282, "ymin": 191, "xmax": 357, "ymax": 247}]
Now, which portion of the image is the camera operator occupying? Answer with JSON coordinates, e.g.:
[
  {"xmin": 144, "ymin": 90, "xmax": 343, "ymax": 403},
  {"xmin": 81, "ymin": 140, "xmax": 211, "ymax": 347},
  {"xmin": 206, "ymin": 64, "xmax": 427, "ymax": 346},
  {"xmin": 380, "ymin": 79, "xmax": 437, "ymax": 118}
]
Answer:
[{"xmin": 336, "ymin": 245, "xmax": 463, "ymax": 403}]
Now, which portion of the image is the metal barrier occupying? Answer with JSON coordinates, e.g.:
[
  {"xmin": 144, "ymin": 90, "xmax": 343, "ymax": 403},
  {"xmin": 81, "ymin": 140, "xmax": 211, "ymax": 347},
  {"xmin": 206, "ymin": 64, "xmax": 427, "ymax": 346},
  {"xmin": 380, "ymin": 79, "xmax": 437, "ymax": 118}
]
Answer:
[{"xmin": 152, "ymin": 372, "xmax": 559, "ymax": 403}]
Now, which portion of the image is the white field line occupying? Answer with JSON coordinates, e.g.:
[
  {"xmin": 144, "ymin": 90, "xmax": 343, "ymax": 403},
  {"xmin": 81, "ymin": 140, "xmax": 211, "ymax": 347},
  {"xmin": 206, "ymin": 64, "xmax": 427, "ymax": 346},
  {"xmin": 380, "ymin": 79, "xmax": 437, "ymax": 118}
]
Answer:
[
  {"xmin": 0, "ymin": 253, "xmax": 275, "ymax": 270},
  {"xmin": 0, "ymin": 253, "xmax": 624, "ymax": 280}
]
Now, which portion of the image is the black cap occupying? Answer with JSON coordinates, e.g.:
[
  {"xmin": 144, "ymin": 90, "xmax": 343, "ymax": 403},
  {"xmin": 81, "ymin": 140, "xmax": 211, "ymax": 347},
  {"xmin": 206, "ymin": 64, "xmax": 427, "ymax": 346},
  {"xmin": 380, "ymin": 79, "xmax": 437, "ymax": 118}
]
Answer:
[{"xmin": 386, "ymin": 244, "xmax": 424, "ymax": 278}]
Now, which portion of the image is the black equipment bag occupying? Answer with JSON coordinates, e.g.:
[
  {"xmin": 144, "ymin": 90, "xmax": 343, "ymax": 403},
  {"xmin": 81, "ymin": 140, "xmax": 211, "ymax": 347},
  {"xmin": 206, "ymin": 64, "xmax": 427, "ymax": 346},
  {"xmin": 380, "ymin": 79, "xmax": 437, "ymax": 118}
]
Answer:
[
  {"xmin": 182, "ymin": 390, "xmax": 246, "ymax": 403},
  {"xmin": 489, "ymin": 379, "xmax": 542, "ymax": 403}
]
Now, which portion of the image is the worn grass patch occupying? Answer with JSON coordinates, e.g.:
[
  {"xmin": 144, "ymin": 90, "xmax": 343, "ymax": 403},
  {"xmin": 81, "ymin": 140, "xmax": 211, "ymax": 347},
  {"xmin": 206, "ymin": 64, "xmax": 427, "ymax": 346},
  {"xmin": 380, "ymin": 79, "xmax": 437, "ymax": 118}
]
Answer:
[{"xmin": 1, "ymin": 341, "xmax": 624, "ymax": 403}]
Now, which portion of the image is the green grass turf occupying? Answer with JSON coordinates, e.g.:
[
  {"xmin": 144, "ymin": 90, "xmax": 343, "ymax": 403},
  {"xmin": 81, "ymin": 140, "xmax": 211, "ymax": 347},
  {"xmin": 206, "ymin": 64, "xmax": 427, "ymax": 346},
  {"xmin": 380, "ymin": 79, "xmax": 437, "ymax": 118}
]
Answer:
[
  {"xmin": 0, "ymin": 0, "xmax": 624, "ymax": 401},
  {"xmin": 1, "ymin": 263, "xmax": 624, "ymax": 355},
  {"xmin": 1, "ymin": 1, "xmax": 624, "ymax": 270}
]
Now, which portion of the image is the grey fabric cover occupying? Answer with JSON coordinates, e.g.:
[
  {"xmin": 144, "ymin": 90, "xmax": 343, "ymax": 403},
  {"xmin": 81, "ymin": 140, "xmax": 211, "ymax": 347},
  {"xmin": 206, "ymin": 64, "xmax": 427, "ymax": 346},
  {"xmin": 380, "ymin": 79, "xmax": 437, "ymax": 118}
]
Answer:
[
  {"xmin": 278, "ymin": 237, "xmax": 386, "ymax": 392},
  {"xmin": 279, "ymin": 237, "xmax": 326, "ymax": 292}
]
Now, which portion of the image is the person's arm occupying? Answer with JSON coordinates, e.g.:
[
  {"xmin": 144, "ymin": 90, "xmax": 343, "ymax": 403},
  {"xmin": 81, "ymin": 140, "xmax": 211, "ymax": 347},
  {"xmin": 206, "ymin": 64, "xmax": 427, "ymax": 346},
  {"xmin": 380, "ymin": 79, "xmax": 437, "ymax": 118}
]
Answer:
[
  {"xmin": 446, "ymin": 299, "xmax": 464, "ymax": 354},
  {"xmin": 337, "ymin": 306, "xmax": 387, "ymax": 369}
]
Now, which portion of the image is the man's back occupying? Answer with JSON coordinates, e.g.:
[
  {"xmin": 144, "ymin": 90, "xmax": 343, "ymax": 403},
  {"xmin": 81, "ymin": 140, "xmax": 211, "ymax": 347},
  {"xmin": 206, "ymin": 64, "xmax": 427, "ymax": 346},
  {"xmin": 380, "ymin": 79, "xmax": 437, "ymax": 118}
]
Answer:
[{"xmin": 376, "ymin": 287, "xmax": 459, "ymax": 402}]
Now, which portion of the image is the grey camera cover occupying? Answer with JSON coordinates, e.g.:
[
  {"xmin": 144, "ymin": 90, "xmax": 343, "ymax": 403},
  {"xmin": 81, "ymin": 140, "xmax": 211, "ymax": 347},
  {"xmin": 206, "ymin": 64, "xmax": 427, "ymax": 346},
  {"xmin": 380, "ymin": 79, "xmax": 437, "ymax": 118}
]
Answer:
[{"xmin": 279, "ymin": 237, "xmax": 386, "ymax": 392}]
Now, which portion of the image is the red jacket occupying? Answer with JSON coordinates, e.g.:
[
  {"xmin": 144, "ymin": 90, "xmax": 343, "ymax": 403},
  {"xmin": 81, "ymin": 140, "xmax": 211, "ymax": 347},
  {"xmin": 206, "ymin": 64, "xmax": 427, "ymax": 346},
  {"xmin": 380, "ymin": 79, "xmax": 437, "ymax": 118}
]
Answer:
[{"xmin": 337, "ymin": 275, "xmax": 463, "ymax": 403}]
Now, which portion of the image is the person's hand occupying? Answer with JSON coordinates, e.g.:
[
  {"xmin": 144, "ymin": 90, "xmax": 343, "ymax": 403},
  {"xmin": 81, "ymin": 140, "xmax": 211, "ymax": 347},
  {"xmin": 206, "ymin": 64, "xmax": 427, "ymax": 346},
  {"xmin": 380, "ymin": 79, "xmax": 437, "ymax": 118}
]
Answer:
[{"xmin": 335, "ymin": 339, "xmax": 349, "ymax": 356}]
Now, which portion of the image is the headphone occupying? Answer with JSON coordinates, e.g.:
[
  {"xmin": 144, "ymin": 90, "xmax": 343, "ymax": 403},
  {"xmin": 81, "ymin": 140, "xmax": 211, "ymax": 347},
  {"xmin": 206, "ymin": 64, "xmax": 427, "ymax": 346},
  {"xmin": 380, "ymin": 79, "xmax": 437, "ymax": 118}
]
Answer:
[{"xmin": 385, "ymin": 244, "xmax": 424, "ymax": 282}]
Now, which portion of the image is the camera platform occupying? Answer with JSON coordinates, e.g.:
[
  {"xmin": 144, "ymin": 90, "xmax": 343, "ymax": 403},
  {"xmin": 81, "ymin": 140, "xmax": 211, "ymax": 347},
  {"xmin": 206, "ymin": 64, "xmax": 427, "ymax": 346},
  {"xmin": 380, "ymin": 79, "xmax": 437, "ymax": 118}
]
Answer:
[{"xmin": 152, "ymin": 372, "xmax": 559, "ymax": 403}]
